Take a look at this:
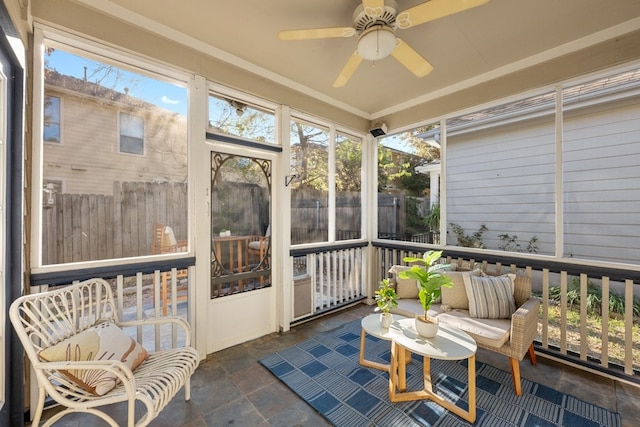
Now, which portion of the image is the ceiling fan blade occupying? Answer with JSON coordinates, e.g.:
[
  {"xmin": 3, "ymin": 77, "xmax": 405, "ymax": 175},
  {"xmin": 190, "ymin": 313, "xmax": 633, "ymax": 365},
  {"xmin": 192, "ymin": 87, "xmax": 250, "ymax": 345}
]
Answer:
[
  {"xmin": 279, "ymin": 27, "xmax": 356, "ymax": 41},
  {"xmin": 391, "ymin": 39, "xmax": 433, "ymax": 78},
  {"xmin": 333, "ymin": 51, "xmax": 363, "ymax": 88},
  {"xmin": 396, "ymin": 0, "xmax": 490, "ymax": 29},
  {"xmin": 362, "ymin": 0, "xmax": 385, "ymax": 17}
]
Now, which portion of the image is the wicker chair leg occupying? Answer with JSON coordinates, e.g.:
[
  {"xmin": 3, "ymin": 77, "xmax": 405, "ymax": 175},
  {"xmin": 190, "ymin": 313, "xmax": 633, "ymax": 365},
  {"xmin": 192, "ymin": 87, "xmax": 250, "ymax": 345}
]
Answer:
[
  {"xmin": 509, "ymin": 357, "xmax": 523, "ymax": 396},
  {"xmin": 31, "ymin": 387, "xmax": 46, "ymax": 427},
  {"xmin": 528, "ymin": 344, "xmax": 537, "ymax": 365}
]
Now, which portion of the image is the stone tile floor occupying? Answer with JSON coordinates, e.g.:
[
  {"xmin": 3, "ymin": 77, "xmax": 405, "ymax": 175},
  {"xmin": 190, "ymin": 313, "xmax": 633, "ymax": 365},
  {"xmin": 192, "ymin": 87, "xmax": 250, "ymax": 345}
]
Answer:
[{"xmin": 38, "ymin": 303, "xmax": 640, "ymax": 426}]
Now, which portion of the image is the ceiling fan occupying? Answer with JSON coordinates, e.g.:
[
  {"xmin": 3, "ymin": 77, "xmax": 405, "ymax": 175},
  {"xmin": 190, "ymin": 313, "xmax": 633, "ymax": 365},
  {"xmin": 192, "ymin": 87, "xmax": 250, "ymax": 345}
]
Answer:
[{"xmin": 279, "ymin": 0, "xmax": 489, "ymax": 87}]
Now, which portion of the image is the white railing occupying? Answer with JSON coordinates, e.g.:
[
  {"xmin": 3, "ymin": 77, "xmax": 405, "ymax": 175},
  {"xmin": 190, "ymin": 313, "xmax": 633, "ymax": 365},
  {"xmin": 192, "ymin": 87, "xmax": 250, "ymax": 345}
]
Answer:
[
  {"xmin": 31, "ymin": 265, "xmax": 193, "ymax": 352},
  {"xmin": 373, "ymin": 243, "xmax": 640, "ymax": 382},
  {"xmin": 291, "ymin": 244, "xmax": 366, "ymax": 321}
]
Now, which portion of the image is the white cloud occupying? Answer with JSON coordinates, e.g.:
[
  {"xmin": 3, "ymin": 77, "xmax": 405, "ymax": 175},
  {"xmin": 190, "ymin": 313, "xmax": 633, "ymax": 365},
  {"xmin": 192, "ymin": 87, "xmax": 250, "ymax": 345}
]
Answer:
[{"xmin": 161, "ymin": 95, "xmax": 179, "ymax": 105}]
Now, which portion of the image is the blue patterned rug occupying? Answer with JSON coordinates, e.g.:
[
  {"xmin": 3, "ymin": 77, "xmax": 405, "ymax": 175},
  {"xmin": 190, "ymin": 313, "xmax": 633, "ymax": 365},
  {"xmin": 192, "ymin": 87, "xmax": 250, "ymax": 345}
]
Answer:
[{"xmin": 259, "ymin": 319, "xmax": 621, "ymax": 427}]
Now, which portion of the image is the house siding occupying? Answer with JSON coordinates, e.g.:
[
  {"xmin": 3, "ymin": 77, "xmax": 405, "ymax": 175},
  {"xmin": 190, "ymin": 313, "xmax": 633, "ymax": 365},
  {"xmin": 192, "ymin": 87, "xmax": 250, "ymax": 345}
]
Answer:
[
  {"xmin": 563, "ymin": 96, "xmax": 640, "ymax": 264},
  {"xmin": 43, "ymin": 86, "xmax": 187, "ymax": 196},
  {"xmin": 446, "ymin": 93, "xmax": 640, "ymax": 265},
  {"xmin": 446, "ymin": 115, "xmax": 557, "ymax": 255}
]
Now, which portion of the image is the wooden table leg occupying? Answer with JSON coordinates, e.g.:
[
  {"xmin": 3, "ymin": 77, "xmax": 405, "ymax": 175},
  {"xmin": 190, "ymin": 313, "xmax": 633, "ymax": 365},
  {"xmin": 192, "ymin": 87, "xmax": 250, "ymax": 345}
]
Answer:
[
  {"xmin": 359, "ymin": 329, "xmax": 391, "ymax": 372},
  {"xmin": 389, "ymin": 350, "xmax": 477, "ymax": 423}
]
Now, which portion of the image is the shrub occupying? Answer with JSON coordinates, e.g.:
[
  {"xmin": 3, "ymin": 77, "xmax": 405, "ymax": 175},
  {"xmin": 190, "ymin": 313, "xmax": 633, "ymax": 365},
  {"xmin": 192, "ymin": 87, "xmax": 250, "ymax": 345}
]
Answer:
[{"xmin": 450, "ymin": 223, "xmax": 487, "ymax": 248}]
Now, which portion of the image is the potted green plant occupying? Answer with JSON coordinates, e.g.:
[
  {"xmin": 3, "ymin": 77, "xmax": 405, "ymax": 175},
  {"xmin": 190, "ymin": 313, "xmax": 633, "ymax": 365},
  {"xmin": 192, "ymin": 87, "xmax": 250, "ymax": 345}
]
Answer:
[
  {"xmin": 374, "ymin": 278, "xmax": 398, "ymax": 328},
  {"xmin": 398, "ymin": 250, "xmax": 453, "ymax": 337}
]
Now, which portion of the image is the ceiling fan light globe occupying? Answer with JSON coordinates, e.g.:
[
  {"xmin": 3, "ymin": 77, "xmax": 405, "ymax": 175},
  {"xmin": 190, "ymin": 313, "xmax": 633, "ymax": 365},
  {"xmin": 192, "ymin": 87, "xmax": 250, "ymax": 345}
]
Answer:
[{"xmin": 357, "ymin": 26, "xmax": 396, "ymax": 61}]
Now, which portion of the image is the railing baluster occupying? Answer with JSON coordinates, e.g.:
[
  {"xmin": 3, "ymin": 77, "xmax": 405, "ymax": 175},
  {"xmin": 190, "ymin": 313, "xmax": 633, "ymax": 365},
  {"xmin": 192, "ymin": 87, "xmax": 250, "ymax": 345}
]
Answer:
[
  {"xmin": 624, "ymin": 279, "xmax": 634, "ymax": 375},
  {"xmin": 601, "ymin": 276, "xmax": 610, "ymax": 368},
  {"xmin": 560, "ymin": 271, "xmax": 568, "ymax": 355},
  {"xmin": 136, "ymin": 272, "xmax": 144, "ymax": 344},
  {"xmin": 154, "ymin": 270, "xmax": 161, "ymax": 353},
  {"xmin": 542, "ymin": 268, "xmax": 549, "ymax": 348},
  {"xmin": 579, "ymin": 273, "xmax": 588, "ymax": 361},
  {"xmin": 116, "ymin": 275, "xmax": 124, "ymax": 321}
]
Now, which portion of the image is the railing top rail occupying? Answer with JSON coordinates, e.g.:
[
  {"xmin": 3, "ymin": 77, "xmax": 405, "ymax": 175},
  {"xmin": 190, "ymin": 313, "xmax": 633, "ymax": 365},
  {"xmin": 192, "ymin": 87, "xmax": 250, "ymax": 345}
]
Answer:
[
  {"xmin": 30, "ymin": 256, "xmax": 196, "ymax": 287},
  {"xmin": 290, "ymin": 241, "xmax": 368, "ymax": 257},
  {"xmin": 373, "ymin": 240, "xmax": 640, "ymax": 282}
]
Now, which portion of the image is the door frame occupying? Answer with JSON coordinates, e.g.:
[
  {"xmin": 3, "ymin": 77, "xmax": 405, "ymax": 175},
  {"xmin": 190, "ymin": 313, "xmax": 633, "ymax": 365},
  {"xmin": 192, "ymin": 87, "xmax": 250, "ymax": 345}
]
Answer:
[{"xmin": 197, "ymin": 134, "xmax": 283, "ymax": 354}]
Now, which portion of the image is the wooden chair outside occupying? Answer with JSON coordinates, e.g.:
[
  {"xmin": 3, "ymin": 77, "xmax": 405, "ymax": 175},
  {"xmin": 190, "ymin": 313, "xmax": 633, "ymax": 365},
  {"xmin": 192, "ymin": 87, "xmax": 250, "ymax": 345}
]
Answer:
[
  {"xmin": 152, "ymin": 223, "xmax": 188, "ymax": 316},
  {"xmin": 248, "ymin": 224, "xmax": 270, "ymax": 265}
]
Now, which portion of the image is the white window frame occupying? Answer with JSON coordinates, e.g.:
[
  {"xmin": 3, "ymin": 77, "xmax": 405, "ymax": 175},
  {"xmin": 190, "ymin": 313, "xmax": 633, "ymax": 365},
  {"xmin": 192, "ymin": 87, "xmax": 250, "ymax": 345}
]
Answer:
[
  {"xmin": 0, "ymin": 58, "xmax": 7, "ymax": 409},
  {"xmin": 288, "ymin": 111, "xmax": 367, "ymax": 247},
  {"xmin": 31, "ymin": 24, "xmax": 193, "ymax": 273}
]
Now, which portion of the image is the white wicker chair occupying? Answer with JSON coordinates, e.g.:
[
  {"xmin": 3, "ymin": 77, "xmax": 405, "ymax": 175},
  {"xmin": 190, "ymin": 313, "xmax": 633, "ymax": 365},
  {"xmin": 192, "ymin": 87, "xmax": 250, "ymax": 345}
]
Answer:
[{"xmin": 9, "ymin": 278, "xmax": 200, "ymax": 427}]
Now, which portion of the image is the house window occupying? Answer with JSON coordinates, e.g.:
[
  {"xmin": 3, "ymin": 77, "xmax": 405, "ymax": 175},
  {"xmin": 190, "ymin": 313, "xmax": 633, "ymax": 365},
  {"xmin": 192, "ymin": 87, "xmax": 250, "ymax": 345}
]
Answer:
[
  {"xmin": 119, "ymin": 113, "xmax": 144, "ymax": 155},
  {"xmin": 43, "ymin": 95, "xmax": 60, "ymax": 143}
]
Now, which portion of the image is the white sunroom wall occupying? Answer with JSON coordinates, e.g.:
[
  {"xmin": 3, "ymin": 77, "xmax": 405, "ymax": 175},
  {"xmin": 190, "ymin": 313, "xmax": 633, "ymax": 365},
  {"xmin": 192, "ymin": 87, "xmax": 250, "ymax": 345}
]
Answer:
[{"xmin": 445, "ymin": 106, "xmax": 557, "ymax": 255}]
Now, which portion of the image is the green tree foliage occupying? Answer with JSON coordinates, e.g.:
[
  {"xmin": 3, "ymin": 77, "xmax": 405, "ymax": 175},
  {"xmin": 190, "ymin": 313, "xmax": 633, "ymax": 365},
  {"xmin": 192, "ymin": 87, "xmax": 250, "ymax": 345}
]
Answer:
[
  {"xmin": 377, "ymin": 127, "xmax": 440, "ymax": 195},
  {"xmin": 290, "ymin": 121, "xmax": 329, "ymax": 191},
  {"xmin": 335, "ymin": 136, "xmax": 362, "ymax": 192}
]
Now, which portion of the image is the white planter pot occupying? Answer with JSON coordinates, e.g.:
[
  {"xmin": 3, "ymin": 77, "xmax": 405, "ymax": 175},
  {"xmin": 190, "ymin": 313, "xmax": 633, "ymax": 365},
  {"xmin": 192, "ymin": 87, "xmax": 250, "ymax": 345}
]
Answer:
[
  {"xmin": 415, "ymin": 316, "xmax": 438, "ymax": 337},
  {"xmin": 380, "ymin": 312, "xmax": 393, "ymax": 328}
]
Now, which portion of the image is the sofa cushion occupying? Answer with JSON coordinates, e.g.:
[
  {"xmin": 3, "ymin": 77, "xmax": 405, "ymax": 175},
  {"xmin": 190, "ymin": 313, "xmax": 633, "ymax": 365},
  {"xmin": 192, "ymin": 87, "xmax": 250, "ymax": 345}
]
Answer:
[
  {"xmin": 436, "ymin": 310, "xmax": 511, "ymax": 348},
  {"xmin": 389, "ymin": 265, "xmax": 421, "ymax": 299},
  {"xmin": 463, "ymin": 273, "xmax": 517, "ymax": 319},
  {"xmin": 396, "ymin": 276, "xmax": 419, "ymax": 299},
  {"xmin": 39, "ymin": 321, "xmax": 148, "ymax": 396},
  {"xmin": 440, "ymin": 270, "xmax": 481, "ymax": 310}
]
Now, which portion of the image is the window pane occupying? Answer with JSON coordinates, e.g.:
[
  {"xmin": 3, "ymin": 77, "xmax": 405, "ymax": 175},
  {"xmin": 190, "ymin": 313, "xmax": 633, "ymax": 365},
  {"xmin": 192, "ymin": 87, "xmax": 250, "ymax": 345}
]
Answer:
[
  {"xmin": 377, "ymin": 125, "xmax": 438, "ymax": 243},
  {"xmin": 336, "ymin": 132, "xmax": 362, "ymax": 241},
  {"xmin": 290, "ymin": 120, "xmax": 329, "ymax": 244},
  {"xmin": 563, "ymin": 69, "xmax": 640, "ymax": 265},
  {"xmin": 44, "ymin": 95, "xmax": 60, "ymax": 143},
  {"xmin": 208, "ymin": 93, "xmax": 275, "ymax": 143},
  {"xmin": 446, "ymin": 93, "xmax": 556, "ymax": 254},
  {"xmin": 119, "ymin": 113, "xmax": 144, "ymax": 155},
  {"xmin": 42, "ymin": 43, "xmax": 188, "ymax": 265}
]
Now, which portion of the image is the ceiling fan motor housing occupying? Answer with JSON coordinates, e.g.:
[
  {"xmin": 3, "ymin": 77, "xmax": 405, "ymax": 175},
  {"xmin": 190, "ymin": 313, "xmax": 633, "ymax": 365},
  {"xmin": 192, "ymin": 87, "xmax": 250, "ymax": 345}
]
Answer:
[{"xmin": 352, "ymin": 0, "xmax": 398, "ymax": 33}]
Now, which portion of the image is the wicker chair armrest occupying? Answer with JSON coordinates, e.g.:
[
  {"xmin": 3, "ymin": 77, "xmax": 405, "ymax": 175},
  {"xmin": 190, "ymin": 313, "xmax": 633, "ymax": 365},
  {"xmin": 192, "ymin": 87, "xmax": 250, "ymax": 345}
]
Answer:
[
  {"xmin": 118, "ymin": 317, "xmax": 192, "ymax": 345},
  {"xmin": 510, "ymin": 297, "xmax": 541, "ymax": 359}
]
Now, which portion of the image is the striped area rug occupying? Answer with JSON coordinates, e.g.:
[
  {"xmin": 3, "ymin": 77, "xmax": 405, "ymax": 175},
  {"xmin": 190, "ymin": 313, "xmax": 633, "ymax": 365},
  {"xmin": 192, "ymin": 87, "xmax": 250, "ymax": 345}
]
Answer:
[{"xmin": 259, "ymin": 319, "xmax": 620, "ymax": 427}]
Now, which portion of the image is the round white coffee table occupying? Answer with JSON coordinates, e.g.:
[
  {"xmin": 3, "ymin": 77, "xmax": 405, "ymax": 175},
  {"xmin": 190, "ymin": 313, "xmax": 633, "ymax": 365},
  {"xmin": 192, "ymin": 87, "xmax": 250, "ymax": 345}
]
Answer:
[
  {"xmin": 359, "ymin": 313, "xmax": 406, "ymax": 372},
  {"xmin": 388, "ymin": 318, "xmax": 478, "ymax": 422}
]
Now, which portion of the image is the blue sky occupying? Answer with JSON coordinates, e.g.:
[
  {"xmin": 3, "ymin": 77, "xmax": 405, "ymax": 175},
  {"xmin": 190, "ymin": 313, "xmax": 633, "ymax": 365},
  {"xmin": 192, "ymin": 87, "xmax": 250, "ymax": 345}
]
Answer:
[{"xmin": 47, "ymin": 47, "xmax": 188, "ymax": 116}]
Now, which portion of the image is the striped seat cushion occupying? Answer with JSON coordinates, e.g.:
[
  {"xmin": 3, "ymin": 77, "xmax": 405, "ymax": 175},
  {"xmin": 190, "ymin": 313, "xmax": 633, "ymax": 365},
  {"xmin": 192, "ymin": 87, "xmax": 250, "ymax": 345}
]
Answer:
[{"xmin": 463, "ymin": 273, "xmax": 517, "ymax": 319}]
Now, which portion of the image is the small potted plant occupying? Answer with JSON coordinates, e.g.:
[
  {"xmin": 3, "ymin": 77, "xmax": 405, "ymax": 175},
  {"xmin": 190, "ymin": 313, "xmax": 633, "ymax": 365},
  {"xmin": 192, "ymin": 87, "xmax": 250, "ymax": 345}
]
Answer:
[
  {"xmin": 399, "ymin": 250, "xmax": 453, "ymax": 337},
  {"xmin": 374, "ymin": 278, "xmax": 398, "ymax": 328}
]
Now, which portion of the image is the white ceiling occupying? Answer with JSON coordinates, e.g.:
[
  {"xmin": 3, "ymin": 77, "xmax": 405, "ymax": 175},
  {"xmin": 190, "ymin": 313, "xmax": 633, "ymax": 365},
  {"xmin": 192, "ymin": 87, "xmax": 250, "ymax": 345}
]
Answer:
[{"xmin": 75, "ymin": 0, "xmax": 640, "ymax": 119}]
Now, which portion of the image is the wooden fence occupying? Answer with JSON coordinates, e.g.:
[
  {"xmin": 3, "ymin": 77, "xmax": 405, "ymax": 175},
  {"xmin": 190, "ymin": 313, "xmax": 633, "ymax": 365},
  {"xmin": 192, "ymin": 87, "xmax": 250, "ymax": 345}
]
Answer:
[
  {"xmin": 42, "ymin": 181, "xmax": 187, "ymax": 264},
  {"xmin": 42, "ymin": 182, "xmax": 429, "ymax": 264}
]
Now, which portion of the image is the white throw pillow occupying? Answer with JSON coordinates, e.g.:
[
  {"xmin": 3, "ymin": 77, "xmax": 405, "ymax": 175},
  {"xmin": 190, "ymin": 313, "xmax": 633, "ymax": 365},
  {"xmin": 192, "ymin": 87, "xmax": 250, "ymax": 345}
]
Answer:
[{"xmin": 463, "ymin": 273, "xmax": 517, "ymax": 319}]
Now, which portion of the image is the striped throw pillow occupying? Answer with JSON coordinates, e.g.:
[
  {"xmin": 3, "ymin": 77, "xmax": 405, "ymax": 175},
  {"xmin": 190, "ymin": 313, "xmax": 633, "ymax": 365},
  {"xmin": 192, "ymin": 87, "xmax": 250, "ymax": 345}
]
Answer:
[{"xmin": 463, "ymin": 273, "xmax": 516, "ymax": 319}]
